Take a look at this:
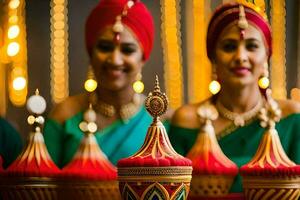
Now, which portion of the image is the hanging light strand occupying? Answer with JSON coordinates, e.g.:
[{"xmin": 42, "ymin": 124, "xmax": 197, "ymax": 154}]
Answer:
[
  {"xmin": 6, "ymin": 0, "xmax": 28, "ymax": 106},
  {"xmin": 50, "ymin": 0, "xmax": 69, "ymax": 103}
]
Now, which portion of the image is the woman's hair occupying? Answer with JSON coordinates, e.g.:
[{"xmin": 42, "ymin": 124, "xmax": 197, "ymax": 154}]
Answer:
[{"xmin": 85, "ymin": 0, "xmax": 154, "ymax": 61}]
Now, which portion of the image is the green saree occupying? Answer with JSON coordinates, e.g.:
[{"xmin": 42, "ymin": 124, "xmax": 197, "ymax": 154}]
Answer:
[
  {"xmin": 0, "ymin": 117, "xmax": 23, "ymax": 168},
  {"xmin": 169, "ymin": 113, "xmax": 300, "ymax": 193},
  {"xmin": 44, "ymin": 106, "xmax": 170, "ymax": 168}
]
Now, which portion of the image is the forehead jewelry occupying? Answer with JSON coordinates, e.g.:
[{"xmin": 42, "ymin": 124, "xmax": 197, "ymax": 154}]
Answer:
[
  {"xmin": 112, "ymin": 0, "xmax": 135, "ymax": 44},
  {"xmin": 238, "ymin": 5, "xmax": 248, "ymax": 39}
]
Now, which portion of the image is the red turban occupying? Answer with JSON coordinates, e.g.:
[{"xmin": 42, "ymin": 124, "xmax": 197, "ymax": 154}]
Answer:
[
  {"xmin": 85, "ymin": 0, "xmax": 154, "ymax": 61},
  {"xmin": 206, "ymin": 3, "xmax": 272, "ymax": 61}
]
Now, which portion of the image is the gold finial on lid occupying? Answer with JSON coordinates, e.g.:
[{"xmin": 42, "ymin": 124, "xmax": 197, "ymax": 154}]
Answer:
[
  {"xmin": 26, "ymin": 89, "xmax": 46, "ymax": 129},
  {"xmin": 145, "ymin": 75, "xmax": 168, "ymax": 120},
  {"xmin": 238, "ymin": 5, "xmax": 249, "ymax": 29},
  {"xmin": 35, "ymin": 88, "xmax": 39, "ymax": 95}
]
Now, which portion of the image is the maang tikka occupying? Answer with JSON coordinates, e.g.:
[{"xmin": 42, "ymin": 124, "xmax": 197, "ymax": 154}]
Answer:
[
  {"xmin": 238, "ymin": 5, "xmax": 249, "ymax": 39},
  {"xmin": 112, "ymin": 0, "xmax": 135, "ymax": 43}
]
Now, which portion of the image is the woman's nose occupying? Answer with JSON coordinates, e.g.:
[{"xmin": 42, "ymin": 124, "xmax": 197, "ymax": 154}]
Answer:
[
  {"xmin": 109, "ymin": 48, "xmax": 124, "ymax": 66},
  {"xmin": 234, "ymin": 45, "xmax": 248, "ymax": 64}
]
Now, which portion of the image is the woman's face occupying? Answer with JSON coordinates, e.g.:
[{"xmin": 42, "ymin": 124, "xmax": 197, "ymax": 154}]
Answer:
[
  {"xmin": 90, "ymin": 26, "xmax": 144, "ymax": 92},
  {"xmin": 214, "ymin": 24, "xmax": 268, "ymax": 88}
]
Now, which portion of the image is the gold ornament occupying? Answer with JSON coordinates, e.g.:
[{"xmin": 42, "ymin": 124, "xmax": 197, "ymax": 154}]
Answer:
[
  {"xmin": 238, "ymin": 5, "xmax": 249, "ymax": 29},
  {"xmin": 258, "ymin": 77, "xmax": 270, "ymax": 89},
  {"xmin": 216, "ymin": 98, "xmax": 264, "ymax": 127},
  {"xmin": 79, "ymin": 104, "xmax": 98, "ymax": 134},
  {"xmin": 196, "ymin": 102, "xmax": 218, "ymax": 129},
  {"xmin": 132, "ymin": 72, "xmax": 144, "ymax": 94},
  {"xmin": 197, "ymin": 102, "xmax": 218, "ymax": 121},
  {"xmin": 258, "ymin": 62, "xmax": 270, "ymax": 89},
  {"xmin": 112, "ymin": 0, "xmax": 136, "ymax": 41},
  {"xmin": 145, "ymin": 75, "xmax": 168, "ymax": 121},
  {"xmin": 84, "ymin": 66, "xmax": 97, "ymax": 92},
  {"xmin": 209, "ymin": 69, "xmax": 220, "ymax": 95},
  {"xmin": 91, "ymin": 93, "xmax": 142, "ymax": 121},
  {"xmin": 258, "ymin": 89, "xmax": 281, "ymax": 128},
  {"xmin": 112, "ymin": 16, "xmax": 124, "ymax": 33},
  {"xmin": 209, "ymin": 80, "xmax": 221, "ymax": 95},
  {"xmin": 26, "ymin": 89, "xmax": 46, "ymax": 129}
]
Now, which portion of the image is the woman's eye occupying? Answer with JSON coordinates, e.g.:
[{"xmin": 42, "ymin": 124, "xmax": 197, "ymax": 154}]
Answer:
[
  {"xmin": 121, "ymin": 45, "xmax": 136, "ymax": 55},
  {"xmin": 246, "ymin": 43, "xmax": 259, "ymax": 51},
  {"xmin": 222, "ymin": 43, "xmax": 237, "ymax": 52},
  {"xmin": 96, "ymin": 42, "xmax": 114, "ymax": 52}
]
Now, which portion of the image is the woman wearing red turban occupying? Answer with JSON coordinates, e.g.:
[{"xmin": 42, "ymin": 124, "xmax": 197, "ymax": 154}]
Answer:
[
  {"xmin": 43, "ymin": 0, "xmax": 165, "ymax": 168},
  {"xmin": 169, "ymin": 2, "xmax": 300, "ymax": 194}
]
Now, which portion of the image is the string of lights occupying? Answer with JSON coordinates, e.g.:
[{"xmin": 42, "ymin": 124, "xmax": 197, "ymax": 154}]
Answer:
[
  {"xmin": 50, "ymin": 0, "xmax": 69, "ymax": 103},
  {"xmin": 5, "ymin": 0, "xmax": 28, "ymax": 107}
]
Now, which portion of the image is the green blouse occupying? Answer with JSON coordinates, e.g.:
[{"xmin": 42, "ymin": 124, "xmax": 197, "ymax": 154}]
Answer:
[
  {"xmin": 0, "ymin": 117, "xmax": 23, "ymax": 168},
  {"xmin": 44, "ymin": 106, "xmax": 170, "ymax": 168},
  {"xmin": 169, "ymin": 113, "xmax": 300, "ymax": 193}
]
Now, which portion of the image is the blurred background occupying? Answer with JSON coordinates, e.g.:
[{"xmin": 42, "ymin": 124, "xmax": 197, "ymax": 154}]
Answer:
[{"xmin": 0, "ymin": 0, "xmax": 299, "ymax": 139}]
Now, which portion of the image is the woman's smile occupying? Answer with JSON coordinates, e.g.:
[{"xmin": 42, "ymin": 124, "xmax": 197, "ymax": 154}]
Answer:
[
  {"xmin": 105, "ymin": 66, "xmax": 126, "ymax": 78},
  {"xmin": 230, "ymin": 66, "xmax": 251, "ymax": 77}
]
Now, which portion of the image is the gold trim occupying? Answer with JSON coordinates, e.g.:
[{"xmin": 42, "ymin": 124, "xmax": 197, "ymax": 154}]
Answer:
[
  {"xmin": 270, "ymin": 0, "xmax": 286, "ymax": 99},
  {"xmin": 190, "ymin": 175, "xmax": 234, "ymax": 197},
  {"xmin": 118, "ymin": 175, "xmax": 192, "ymax": 183},
  {"xmin": 0, "ymin": 176, "xmax": 60, "ymax": 184},
  {"xmin": 188, "ymin": 102, "xmax": 238, "ymax": 173},
  {"xmin": 170, "ymin": 183, "xmax": 189, "ymax": 200},
  {"xmin": 118, "ymin": 166, "xmax": 193, "ymax": 177},
  {"xmin": 160, "ymin": 0, "xmax": 183, "ymax": 109},
  {"xmin": 58, "ymin": 180, "xmax": 118, "ymax": 185},
  {"xmin": 216, "ymin": 117, "xmax": 257, "ymax": 139},
  {"xmin": 242, "ymin": 176, "xmax": 300, "ymax": 189},
  {"xmin": 121, "ymin": 183, "xmax": 140, "ymax": 200},
  {"xmin": 18, "ymin": 131, "xmax": 55, "ymax": 168},
  {"xmin": 244, "ymin": 188, "xmax": 300, "ymax": 200},
  {"xmin": 246, "ymin": 128, "xmax": 296, "ymax": 168},
  {"xmin": 140, "ymin": 182, "xmax": 170, "ymax": 200}
]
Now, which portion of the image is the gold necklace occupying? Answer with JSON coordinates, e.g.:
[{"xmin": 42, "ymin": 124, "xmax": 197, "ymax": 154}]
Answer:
[
  {"xmin": 216, "ymin": 98, "xmax": 264, "ymax": 127},
  {"xmin": 91, "ymin": 93, "xmax": 142, "ymax": 121}
]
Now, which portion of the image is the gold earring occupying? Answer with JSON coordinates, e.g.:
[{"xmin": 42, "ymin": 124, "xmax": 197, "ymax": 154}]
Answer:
[
  {"xmin": 133, "ymin": 72, "xmax": 144, "ymax": 94},
  {"xmin": 258, "ymin": 62, "xmax": 270, "ymax": 89},
  {"xmin": 84, "ymin": 65, "xmax": 98, "ymax": 92},
  {"xmin": 209, "ymin": 70, "xmax": 221, "ymax": 95}
]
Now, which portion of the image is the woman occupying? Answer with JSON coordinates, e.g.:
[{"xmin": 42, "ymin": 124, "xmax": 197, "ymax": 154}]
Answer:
[
  {"xmin": 44, "ymin": 0, "xmax": 168, "ymax": 168},
  {"xmin": 0, "ymin": 117, "xmax": 23, "ymax": 168},
  {"xmin": 169, "ymin": 2, "xmax": 300, "ymax": 193}
]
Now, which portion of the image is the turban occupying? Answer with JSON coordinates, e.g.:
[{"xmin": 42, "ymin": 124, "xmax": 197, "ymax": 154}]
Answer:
[
  {"xmin": 85, "ymin": 0, "xmax": 154, "ymax": 61},
  {"xmin": 206, "ymin": 3, "xmax": 272, "ymax": 61}
]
